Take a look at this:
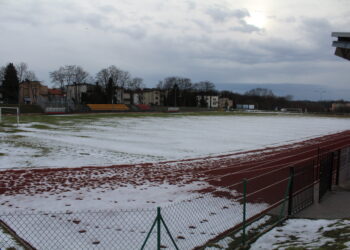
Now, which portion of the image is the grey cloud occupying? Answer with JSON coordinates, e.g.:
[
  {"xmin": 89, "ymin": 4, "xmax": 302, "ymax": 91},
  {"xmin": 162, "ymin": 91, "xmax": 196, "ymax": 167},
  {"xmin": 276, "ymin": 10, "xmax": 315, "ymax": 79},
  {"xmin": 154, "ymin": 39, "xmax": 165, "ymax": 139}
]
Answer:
[
  {"xmin": 186, "ymin": 1, "xmax": 196, "ymax": 10},
  {"xmin": 98, "ymin": 4, "xmax": 118, "ymax": 13},
  {"xmin": 301, "ymin": 17, "xmax": 331, "ymax": 31},
  {"xmin": 141, "ymin": 16, "xmax": 153, "ymax": 22},
  {"xmin": 205, "ymin": 7, "xmax": 249, "ymax": 22},
  {"xmin": 61, "ymin": 12, "xmax": 110, "ymax": 33},
  {"xmin": 155, "ymin": 20, "xmax": 177, "ymax": 29},
  {"xmin": 1, "ymin": 1, "xmax": 143, "ymax": 40},
  {"xmin": 284, "ymin": 16, "xmax": 296, "ymax": 23},
  {"xmin": 61, "ymin": 10, "xmax": 146, "ymax": 40},
  {"xmin": 0, "ymin": 0, "xmax": 348, "ymax": 90},
  {"xmin": 299, "ymin": 17, "xmax": 334, "ymax": 50},
  {"xmin": 113, "ymin": 25, "xmax": 147, "ymax": 39},
  {"xmin": 180, "ymin": 34, "xmax": 325, "ymax": 66},
  {"xmin": 231, "ymin": 19, "xmax": 262, "ymax": 33},
  {"xmin": 204, "ymin": 6, "xmax": 262, "ymax": 33},
  {"xmin": 191, "ymin": 19, "xmax": 213, "ymax": 33}
]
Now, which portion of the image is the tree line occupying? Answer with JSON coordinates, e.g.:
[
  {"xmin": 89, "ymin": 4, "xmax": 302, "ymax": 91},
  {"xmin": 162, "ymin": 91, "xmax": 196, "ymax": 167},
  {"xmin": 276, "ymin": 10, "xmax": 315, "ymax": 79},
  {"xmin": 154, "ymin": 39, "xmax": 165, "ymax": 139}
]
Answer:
[{"xmin": 0, "ymin": 62, "xmax": 344, "ymax": 112}]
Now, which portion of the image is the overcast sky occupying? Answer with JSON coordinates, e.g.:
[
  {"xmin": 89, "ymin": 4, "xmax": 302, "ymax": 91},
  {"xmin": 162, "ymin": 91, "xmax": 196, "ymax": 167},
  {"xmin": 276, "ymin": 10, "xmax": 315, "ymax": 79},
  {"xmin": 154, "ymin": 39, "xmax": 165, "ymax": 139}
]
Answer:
[{"xmin": 0, "ymin": 0, "xmax": 349, "ymax": 91}]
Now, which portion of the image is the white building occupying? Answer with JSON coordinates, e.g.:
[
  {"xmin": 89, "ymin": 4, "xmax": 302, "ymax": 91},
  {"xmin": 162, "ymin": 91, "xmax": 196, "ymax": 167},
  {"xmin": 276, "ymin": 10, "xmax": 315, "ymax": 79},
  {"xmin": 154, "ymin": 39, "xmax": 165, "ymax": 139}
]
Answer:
[
  {"xmin": 66, "ymin": 83, "xmax": 94, "ymax": 104},
  {"xmin": 143, "ymin": 89, "xmax": 161, "ymax": 106},
  {"xmin": 196, "ymin": 95, "xmax": 219, "ymax": 108},
  {"xmin": 219, "ymin": 97, "xmax": 233, "ymax": 109}
]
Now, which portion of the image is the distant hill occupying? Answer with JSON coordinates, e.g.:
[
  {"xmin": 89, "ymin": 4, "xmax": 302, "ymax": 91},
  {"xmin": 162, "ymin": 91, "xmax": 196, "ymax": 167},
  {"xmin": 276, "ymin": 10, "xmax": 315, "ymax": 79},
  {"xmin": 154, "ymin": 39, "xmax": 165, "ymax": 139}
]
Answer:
[{"xmin": 215, "ymin": 83, "xmax": 350, "ymax": 101}]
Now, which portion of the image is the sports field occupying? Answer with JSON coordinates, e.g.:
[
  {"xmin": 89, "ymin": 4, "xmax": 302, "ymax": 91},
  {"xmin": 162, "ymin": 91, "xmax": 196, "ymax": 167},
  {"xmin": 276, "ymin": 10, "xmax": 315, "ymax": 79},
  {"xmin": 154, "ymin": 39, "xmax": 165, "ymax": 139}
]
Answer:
[
  {"xmin": 1, "ymin": 112, "xmax": 350, "ymax": 249},
  {"xmin": 1, "ymin": 112, "xmax": 350, "ymax": 170},
  {"xmin": 1, "ymin": 112, "xmax": 350, "ymax": 211}
]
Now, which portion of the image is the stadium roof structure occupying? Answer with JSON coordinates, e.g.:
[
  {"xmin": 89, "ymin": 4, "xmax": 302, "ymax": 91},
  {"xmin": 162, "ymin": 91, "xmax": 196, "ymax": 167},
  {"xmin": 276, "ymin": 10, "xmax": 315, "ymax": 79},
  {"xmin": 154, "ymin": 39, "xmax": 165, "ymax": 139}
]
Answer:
[{"xmin": 332, "ymin": 32, "xmax": 350, "ymax": 60}]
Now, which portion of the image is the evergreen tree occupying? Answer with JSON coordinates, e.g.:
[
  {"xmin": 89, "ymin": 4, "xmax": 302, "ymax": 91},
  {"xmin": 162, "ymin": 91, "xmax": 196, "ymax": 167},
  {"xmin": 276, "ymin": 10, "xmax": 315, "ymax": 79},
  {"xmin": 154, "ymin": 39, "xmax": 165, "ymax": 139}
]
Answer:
[{"xmin": 2, "ymin": 63, "xmax": 19, "ymax": 104}]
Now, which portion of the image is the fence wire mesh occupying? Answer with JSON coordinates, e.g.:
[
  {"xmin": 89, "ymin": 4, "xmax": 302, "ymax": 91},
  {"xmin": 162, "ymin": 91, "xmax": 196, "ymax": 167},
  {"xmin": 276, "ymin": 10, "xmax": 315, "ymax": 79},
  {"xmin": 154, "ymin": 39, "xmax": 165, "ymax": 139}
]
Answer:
[
  {"xmin": 1, "ymin": 147, "xmax": 350, "ymax": 249},
  {"xmin": 0, "ymin": 209, "xmax": 156, "ymax": 250},
  {"xmin": 339, "ymin": 147, "xmax": 350, "ymax": 185}
]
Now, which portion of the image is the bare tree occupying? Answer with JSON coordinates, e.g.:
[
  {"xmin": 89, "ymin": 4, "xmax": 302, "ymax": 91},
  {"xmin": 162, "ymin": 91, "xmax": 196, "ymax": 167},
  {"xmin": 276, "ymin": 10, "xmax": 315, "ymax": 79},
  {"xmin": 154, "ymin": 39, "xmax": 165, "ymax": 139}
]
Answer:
[
  {"xmin": 157, "ymin": 77, "xmax": 177, "ymax": 90},
  {"xmin": 24, "ymin": 70, "xmax": 38, "ymax": 81},
  {"xmin": 95, "ymin": 68, "xmax": 110, "ymax": 87},
  {"xmin": 16, "ymin": 62, "xmax": 28, "ymax": 82},
  {"xmin": 177, "ymin": 78, "xmax": 192, "ymax": 90},
  {"xmin": 15, "ymin": 62, "xmax": 38, "ymax": 82},
  {"xmin": 117, "ymin": 70, "xmax": 131, "ymax": 88},
  {"xmin": 194, "ymin": 81, "xmax": 216, "ymax": 93},
  {"xmin": 73, "ymin": 66, "xmax": 89, "ymax": 83},
  {"xmin": 96, "ymin": 65, "xmax": 131, "ymax": 88},
  {"xmin": 50, "ymin": 65, "xmax": 89, "ymax": 89},
  {"xmin": 127, "ymin": 77, "xmax": 145, "ymax": 90},
  {"xmin": 245, "ymin": 88, "xmax": 274, "ymax": 97},
  {"xmin": 50, "ymin": 66, "xmax": 66, "ymax": 90}
]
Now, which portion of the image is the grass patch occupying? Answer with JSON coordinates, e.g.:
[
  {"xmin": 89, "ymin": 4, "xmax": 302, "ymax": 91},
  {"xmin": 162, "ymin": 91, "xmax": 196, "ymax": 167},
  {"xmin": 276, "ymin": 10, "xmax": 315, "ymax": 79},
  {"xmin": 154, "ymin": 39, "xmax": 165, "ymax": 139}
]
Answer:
[
  {"xmin": 0, "ymin": 223, "xmax": 26, "ymax": 249},
  {"xmin": 4, "ymin": 111, "xmax": 350, "ymax": 130},
  {"xmin": 30, "ymin": 124, "xmax": 56, "ymax": 130},
  {"xmin": 261, "ymin": 219, "xmax": 350, "ymax": 250},
  {"xmin": 319, "ymin": 225, "xmax": 350, "ymax": 250},
  {"xmin": 203, "ymin": 215, "xmax": 280, "ymax": 250},
  {"xmin": 284, "ymin": 247, "xmax": 308, "ymax": 250}
]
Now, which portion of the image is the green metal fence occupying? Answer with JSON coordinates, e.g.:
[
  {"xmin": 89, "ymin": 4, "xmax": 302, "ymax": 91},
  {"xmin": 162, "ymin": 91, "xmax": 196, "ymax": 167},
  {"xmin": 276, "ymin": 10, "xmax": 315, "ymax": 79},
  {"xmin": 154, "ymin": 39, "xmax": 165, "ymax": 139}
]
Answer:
[{"xmin": 1, "ymin": 148, "xmax": 349, "ymax": 249}]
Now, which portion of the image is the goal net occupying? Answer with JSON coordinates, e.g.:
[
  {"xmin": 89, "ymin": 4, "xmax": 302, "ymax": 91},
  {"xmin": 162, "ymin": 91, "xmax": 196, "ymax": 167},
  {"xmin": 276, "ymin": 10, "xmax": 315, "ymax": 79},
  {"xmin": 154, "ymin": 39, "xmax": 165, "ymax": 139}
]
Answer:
[{"xmin": 0, "ymin": 107, "xmax": 20, "ymax": 126}]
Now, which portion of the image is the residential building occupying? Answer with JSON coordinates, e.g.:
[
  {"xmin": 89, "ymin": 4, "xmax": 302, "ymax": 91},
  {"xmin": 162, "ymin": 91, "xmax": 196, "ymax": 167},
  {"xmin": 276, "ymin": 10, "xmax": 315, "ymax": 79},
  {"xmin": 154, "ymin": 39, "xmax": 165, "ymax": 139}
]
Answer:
[
  {"xmin": 219, "ymin": 97, "xmax": 233, "ymax": 109},
  {"xmin": 132, "ymin": 91, "xmax": 143, "ymax": 105},
  {"xmin": 196, "ymin": 95, "xmax": 219, "ymax": 108},
  {"xmin": 114, "ymin": 87, "xmax": 124, "ymax": 104},
  {"xmin": 66, "ymin": 83, "xmax": 94, "ymax": 104},
  {"xmin": 123, "ymin": 91, "xmax": 131, "ymax": 104},
  {"xmin": 19, "ymin": 81, "xmax": 48, "ymax": 105},
  {"xmin": 121, "ymin": 89, "xmax": 143, "ymax": 105},
  {"xmin": 143, "ymin": 89, "xmax": 161, "ymax": 105},
  {"xmin": 331, "ymin": 103, "xmax": 350, "ymax": 112},
  {"xmin": 47, "ymin": 88, "xmax": 66, "ymax": 106}
]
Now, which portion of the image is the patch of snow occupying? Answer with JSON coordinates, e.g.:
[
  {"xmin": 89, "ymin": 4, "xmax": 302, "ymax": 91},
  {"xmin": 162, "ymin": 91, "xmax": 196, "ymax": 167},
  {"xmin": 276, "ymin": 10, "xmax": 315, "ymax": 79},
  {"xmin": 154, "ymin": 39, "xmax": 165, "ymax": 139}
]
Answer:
[
  {"xmin": 250, "ymin": 218, "xmax": 350, "ymax": 250},
  {"xmin": 2, "ymin": 115, "xmax": 350, "ymax": 169}
]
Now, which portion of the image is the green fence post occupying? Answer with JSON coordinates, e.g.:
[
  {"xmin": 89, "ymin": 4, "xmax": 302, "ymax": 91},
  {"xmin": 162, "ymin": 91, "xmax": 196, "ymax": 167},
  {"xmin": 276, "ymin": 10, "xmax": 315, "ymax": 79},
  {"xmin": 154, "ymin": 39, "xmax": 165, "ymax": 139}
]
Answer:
[
  {"xmin": 157, "ymin": 207, "xmax": 161, "ymax": 250},
  {"xmin": 141, "ymin": 206, "xmax": 179, "ymax": 250},
  {"xmin": 242, "ymin": 178, "xmax": 247, "ymax": 247},
  {"xmin": 141, "ymin": 209, "xmax": 158, "ymax": 250},
  {"xmin": 279, "ymin": 174, "xmax": 292, "ymax": 221},
  {"xmin": 336, "ymin": 149, "xmax": 341, "ymax": 185},
  {"xmin": 288, "ymin": 167, "xmax": 295, "ymax": 216}
]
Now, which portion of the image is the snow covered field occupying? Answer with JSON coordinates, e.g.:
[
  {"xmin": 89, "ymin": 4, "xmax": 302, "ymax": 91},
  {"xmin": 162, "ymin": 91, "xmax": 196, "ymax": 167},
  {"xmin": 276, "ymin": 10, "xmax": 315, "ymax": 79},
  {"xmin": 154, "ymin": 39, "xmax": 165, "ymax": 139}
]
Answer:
[
  {"xmin": 1, "ymin": 113, "xmax": 350, "ymax": 249},
  {"xmin": 1, "ymin": 113, "xmax": 350, "ymax": 169}
]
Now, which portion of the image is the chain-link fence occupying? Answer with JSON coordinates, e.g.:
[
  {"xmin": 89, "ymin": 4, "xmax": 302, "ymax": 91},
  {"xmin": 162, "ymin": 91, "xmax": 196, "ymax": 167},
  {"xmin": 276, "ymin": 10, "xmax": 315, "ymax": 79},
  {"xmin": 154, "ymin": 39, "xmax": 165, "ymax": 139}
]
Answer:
[
  {"xmin": 0, "ymin": 167, "xmax": 302, "ymax": 250},
  {"xmin": 1, "ymin": 147, "xmax": 350, "ymax": 249}
]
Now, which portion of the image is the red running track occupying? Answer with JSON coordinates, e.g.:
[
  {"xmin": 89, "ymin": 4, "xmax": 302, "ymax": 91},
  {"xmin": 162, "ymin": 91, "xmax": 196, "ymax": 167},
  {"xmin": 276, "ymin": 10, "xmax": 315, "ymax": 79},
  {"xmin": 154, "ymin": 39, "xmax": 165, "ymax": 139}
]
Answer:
[{"xmin": 1, "ymin": 131, "xmax": 350, "ymax": 199}]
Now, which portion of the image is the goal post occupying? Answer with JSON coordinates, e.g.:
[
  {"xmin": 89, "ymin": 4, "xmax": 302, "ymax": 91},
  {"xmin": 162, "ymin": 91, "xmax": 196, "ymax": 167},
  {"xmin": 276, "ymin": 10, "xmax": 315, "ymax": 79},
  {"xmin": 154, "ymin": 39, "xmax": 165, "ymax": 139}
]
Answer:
[{"xmin": 0, "ymin": 107, "xmax": 20, "ymax": 126}]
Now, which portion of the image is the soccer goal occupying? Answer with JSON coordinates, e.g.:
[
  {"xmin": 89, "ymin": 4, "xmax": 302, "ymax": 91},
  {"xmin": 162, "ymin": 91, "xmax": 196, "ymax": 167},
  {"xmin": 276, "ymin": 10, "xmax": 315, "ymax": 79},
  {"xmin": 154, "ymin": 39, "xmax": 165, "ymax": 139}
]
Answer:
[{"xmin": 0, "ymin": 107, "xmax": 20, "ymax": 126}]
